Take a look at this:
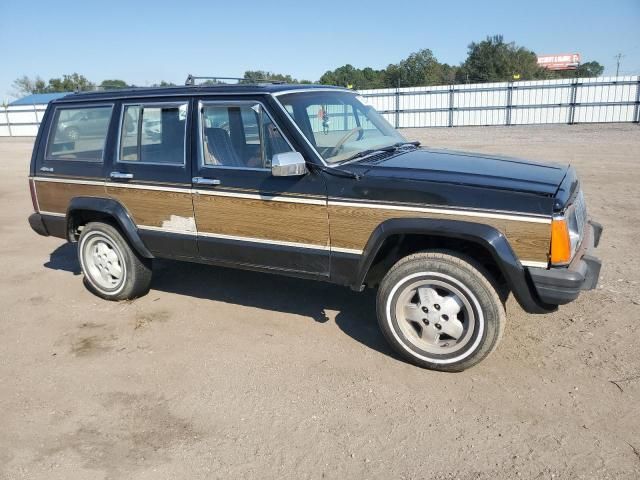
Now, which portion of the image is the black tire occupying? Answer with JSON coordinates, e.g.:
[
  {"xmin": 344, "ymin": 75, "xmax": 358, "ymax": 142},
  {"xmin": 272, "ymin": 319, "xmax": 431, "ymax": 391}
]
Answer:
[
  {"xmin": 78, "ymin": 222, "xmax": 152, "ymax": 301},
  {"xmin": 376, "ymin": 251, "xmax": 505, "ymax": 372}
]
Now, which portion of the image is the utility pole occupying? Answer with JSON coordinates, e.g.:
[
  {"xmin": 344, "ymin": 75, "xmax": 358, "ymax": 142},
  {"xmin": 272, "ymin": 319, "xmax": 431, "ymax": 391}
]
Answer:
[{"xmin": 614, "ymin": 53, "xmax": 624, "ymax": 77}]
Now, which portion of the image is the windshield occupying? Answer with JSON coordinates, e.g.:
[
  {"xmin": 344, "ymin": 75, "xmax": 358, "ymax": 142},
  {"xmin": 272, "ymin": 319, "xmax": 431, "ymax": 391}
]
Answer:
[{"xmin": 276, "ymin": 91, "xmax": 407, "ymax": 164}]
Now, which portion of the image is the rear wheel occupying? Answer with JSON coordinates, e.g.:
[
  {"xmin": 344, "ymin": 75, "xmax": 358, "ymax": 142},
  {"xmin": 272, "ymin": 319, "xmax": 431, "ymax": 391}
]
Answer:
[
  {"xmin": 377, "ymin": 251, "xmax": 505, "ymax": 372},
  {"xmin": 78, "ymin": 222, "xmax": 152, "ymax": 301}
]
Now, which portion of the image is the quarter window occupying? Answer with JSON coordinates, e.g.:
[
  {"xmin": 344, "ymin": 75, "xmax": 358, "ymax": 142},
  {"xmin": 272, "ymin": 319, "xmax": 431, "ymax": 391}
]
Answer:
[
  {"xmin": 201, "ymin": 103, "xmax": 292, "ymax": 169},
  {"xmin": 46, "ymin": 106, "xmax": 113, "ymax": 162},
  {"xmin": 119, "ymin": 103, "xmax": 187, "ymax": 165}
]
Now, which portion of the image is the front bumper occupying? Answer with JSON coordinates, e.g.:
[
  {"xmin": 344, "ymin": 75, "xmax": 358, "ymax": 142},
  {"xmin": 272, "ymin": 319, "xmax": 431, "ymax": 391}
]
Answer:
[{"xmin": 528, "ymin": 220, "xmax": 603, "ymax": 305}]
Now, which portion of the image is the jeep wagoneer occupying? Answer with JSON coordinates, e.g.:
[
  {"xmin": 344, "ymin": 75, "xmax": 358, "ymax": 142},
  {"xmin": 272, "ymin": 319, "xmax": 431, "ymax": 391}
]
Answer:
[{"xmin": 27, "ymin": 79, "xmax": 602, "ymax": 371}]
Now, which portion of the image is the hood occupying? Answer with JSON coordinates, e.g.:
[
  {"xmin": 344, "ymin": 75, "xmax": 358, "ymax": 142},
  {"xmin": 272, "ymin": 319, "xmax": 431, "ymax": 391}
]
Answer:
[{"xmin": 359, "ymin": 148, "xmax": 569, "ymax": 196}]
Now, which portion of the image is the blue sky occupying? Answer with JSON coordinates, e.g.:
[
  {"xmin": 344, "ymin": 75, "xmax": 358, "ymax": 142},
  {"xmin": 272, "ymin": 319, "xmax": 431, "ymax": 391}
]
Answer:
[{"xmin": 1, "ymin": 0, "xmax": 638, "ymax": 101}]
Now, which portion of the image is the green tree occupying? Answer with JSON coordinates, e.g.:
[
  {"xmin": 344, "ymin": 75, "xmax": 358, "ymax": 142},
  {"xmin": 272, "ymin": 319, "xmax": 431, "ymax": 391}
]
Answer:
[
  {"xmin": 319, "ymin": 64, "xmax": 385, "ymax": 89},
  {"xmin": 12, "ymin": 75, "xmax": 48, "ymax": 95},
  {"xmin": 383, "ymin": 49, "xmax": 447, "ymax": 87},
  {"xmin": 100, "ymin": 79, "xmax": 129, "ymax": 90},
  {"xmin": 151, "ymin": 80, "xmax": 177, "ymax": 87},
  {"xmin": 243, "ymin": 70, "xmax": 298, "ymax": 83},
  {"xmin": 46, "ymin": 73, "xmax": 94, "ymax": 92},
  {"xmin": 457, "ymin": 35, "xmax": 546, "ymax": 83},
  {"xmin": 547, "ymin": 61, "xmax": 605, "ymax": 79}
]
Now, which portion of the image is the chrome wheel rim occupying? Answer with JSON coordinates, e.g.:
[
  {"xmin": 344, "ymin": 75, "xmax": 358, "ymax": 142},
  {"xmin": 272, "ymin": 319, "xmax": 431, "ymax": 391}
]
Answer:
[
  {"xmin": 82, "ymin": 233, "xmax": 125, "ymax": 292},
  {"xmin": 394, "ymin": 277, "xmax": 477, "ymax": 355}
]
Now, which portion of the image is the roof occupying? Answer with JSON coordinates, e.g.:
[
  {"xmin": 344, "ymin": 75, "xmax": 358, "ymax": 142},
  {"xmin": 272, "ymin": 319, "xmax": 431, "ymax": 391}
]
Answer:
[
  {"xmin": 52, "ymin": 84, "xmax": 349, "ymax": 104},
  {"xmin": 9, "ymin": 92, "xmax": 71, "ymax": 106}
]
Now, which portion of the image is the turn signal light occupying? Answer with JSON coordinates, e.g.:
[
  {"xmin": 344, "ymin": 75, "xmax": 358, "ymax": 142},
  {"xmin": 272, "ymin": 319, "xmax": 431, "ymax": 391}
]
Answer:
[{"xmin": 550, "ymin": 218, "xmax": 571, "ymax": 265}]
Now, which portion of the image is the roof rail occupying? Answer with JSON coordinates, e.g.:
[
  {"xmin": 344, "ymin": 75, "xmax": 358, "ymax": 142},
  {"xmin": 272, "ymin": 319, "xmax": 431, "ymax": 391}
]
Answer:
[{"xmin": 184, "ymin": 74, "xmax": 288, "ymax": 86}]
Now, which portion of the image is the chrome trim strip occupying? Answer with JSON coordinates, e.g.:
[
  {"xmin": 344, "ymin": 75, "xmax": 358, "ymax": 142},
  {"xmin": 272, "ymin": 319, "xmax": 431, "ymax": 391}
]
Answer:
[
  {"xmin": 197, "ymin": 232, "xmax": 330, "ymax": 250},
  {"xmin": 136, "ymin": 225, "xmax": 196, "ymax": 235},
  {"xmin": 39, "ymin": 210, "xmax": 66, "ymax": 217},
  {"xmin": 194, "ymin": 189, "xmax": 326, "ymax": 205},
  {"xmin": 106, "ymin": 182, "xmax": 191, "ymax": 194},
  {"xmin": 32, "ymin": 177, "xmax": 105, "ymax": 187},
  {"xmin": 31, "ymin": 179, "xmax": 41, "ymax": 213},
  {"xmin": 270, "ymin": 88, "xmax": 352, "ymax": 97},
  {"xmin": 138, "ymin": 225, "xmax": 331, "ymax": 251},
  {"xmin": 328, "ymin": 200, "xmax": 552, "ymax": 224},
  {"xmin": 331, "ymin": 246, "xmax": 364, "ymax": 255},
  {"xmin": 521, "ymin": 260, "xmax": 549, "ymax": 268}
]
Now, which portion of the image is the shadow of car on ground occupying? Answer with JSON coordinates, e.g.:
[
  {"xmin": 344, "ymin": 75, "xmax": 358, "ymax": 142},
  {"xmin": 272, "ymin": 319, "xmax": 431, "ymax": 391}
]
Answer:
[{"xmin": 44, "ymin": 242, "xmax": 399, "ymax": 362}]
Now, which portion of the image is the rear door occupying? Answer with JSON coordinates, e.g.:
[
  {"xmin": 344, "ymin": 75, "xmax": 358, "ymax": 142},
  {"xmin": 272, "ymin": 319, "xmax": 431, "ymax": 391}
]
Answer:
[
  {"xmin": 106, "ymin": 98, "xmax": 197, "ymax": 258},
  {"xmin": 192, "ymin": 98, "xmax": 330, "ymax": 277}
]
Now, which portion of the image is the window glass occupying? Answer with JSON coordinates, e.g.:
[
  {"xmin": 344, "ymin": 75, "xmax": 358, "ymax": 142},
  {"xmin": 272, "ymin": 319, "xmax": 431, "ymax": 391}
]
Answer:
[
  {"xmin": 46, "ymin": 106, "xmax": 112, "ymax": 161},
  {"xmin": 278, "ymin": 91, "xmax": 405, "ymax": 164},
  {"xmin": 119, "ymin": 103, "xmax": 187, "ymax": 165},
  {"xmin": 201, "ymin": 104, "xmax": 291, "ymax": 168}
]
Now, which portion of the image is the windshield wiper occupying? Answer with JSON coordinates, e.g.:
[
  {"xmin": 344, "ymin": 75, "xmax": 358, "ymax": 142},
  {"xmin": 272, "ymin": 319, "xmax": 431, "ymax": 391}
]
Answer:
[
  {"xmin": 340, "ymin": 145, "xmax": 398, "ymax": 164},
  {"xmin": 341, "ymin": 141, "xmax": 421, "ymax": 164},
  {"xmin": 393, "ymin": 140, "xmax": 421, "ymax": 149}
]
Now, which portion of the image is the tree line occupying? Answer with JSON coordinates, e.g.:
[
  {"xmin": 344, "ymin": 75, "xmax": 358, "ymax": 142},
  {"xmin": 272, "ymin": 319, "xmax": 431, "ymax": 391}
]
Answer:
[{"xmin": 13, "ymin": 35, "xmax": 604, "ymax": 96}]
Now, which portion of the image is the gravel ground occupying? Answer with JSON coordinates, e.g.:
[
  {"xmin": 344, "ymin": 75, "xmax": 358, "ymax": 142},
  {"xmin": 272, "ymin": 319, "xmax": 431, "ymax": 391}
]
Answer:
[{"xmin": 1, "ymin": 124, "xmax": 639, "ymax": 480}]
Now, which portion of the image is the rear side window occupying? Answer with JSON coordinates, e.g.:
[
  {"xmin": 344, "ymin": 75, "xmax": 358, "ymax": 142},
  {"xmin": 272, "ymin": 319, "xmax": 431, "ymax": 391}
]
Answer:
[
  {"xmin": 119, "ymin": 103, "xmax": 187, "ymax": 165},
  {"xmin": 46, "ymin": 106, "xmax": 113, "ymax": 162}
]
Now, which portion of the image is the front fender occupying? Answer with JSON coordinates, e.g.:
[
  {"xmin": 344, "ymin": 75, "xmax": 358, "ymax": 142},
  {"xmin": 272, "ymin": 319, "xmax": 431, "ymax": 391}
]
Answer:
[
  {"xmin": 355, "ymin": 217, "xmax": 554, "ymax": 314},
  {"xmin": 67, "ymin": 196, "xmax": 153, "ymax": 259}
]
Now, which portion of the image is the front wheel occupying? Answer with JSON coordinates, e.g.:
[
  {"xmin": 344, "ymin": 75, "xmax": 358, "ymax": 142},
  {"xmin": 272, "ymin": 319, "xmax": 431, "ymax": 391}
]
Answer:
[
  {"xmin": 377, "ymin": 252, "xmax": 505, "ymax": 372},
  {"xmin": 78, "ymin": 222, "xmax": 152, "ymax": 301}
]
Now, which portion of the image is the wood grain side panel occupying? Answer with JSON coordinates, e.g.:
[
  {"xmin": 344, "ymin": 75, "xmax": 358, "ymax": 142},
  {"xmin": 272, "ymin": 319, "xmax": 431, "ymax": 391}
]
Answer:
[
  {"xmin": 106, "ymin": 186, "xmax": 195, "ymax": 229},
  {"xmin": 194, "ymin": 194, "xmax": 330, "ymax": 246},
  {"xmin": 35, "ymin": 181, "xmax": 106, "ymax": 213},
  {"xmin": 328, "ymin": 204, "xmax": 550, "ymax": 263}
]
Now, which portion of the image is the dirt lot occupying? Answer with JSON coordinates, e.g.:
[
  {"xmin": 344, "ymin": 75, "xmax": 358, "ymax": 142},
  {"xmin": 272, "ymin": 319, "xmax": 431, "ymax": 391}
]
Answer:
[{"xmin": 1, "ymin": 124, "xmax": 639, "ymax": 480}]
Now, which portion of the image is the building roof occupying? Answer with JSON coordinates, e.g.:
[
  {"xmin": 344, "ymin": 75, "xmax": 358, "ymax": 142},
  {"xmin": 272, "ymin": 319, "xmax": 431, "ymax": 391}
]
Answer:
[
  {"xmin": 53, "ymin": 84, "xmax": 348, "ymax": 104},
  {"xmin": 9, "ymin": 92, "xmax": 71, "ymax": 106}
]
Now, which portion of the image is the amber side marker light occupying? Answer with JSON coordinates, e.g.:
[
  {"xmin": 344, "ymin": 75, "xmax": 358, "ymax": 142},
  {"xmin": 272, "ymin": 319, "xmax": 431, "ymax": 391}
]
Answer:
[{"xmin": 550, "ymin": 217, "xmax": 571, "ymax": 265}]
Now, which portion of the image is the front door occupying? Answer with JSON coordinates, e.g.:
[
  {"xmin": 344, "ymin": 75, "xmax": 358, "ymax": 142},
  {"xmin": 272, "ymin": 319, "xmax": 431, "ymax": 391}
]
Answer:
[
  {"xmin": 106, "ymin": 98, "xmax": 197, "ymax": 258},
  {"xmin": 192, "ymin": 99, "xmax": 330, "ymax": 277}
]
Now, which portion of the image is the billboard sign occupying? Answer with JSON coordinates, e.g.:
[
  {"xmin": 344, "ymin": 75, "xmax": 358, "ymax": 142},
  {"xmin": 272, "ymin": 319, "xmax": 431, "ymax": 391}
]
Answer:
[{"xmin": 537, "ymin": 53, "xmax": 581, "ymax": 70}]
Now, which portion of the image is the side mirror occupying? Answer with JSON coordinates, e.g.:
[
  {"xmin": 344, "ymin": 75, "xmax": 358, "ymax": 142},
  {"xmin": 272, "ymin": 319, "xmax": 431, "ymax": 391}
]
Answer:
[{"xmin": 271, "ymin": 152, "xmax": 308, "ymax": 177}]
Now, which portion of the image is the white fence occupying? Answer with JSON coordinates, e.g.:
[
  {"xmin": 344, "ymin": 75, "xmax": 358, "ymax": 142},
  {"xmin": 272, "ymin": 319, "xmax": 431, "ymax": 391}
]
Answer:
[
  {"xmin": 0, "ymin": 103, "xmax": 48, "ymax": 136},
  {"xmin": 2, "ymin": 76, "xmax": 639, "ymax": 136},
  {"xmin": 359, "ymin": 75, "xmax": 640, "ymax": 128}
]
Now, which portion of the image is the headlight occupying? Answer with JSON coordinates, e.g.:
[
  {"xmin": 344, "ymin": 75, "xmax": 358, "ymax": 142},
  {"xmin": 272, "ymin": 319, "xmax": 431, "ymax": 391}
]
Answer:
[{"xmin": 550, "ymin": 190, "xmax": 587, "ymax": 266}]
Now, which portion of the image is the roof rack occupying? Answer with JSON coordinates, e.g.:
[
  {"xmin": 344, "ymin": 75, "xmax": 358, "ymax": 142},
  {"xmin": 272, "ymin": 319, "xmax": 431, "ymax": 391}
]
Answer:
[{"xmin": 184, "ymin": 74, "xmax": 288, "ymax": 86}]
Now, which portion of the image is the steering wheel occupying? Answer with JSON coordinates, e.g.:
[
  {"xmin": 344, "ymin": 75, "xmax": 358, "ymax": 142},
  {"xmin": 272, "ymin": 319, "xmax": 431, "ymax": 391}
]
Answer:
[{"xmin": 328, "ymin": 127, "xmax": 364, "ymax": 158}]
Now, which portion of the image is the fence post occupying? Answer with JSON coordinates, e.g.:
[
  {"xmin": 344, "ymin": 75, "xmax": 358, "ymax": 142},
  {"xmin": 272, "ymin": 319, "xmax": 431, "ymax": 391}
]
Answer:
[
  {"xmin": 448, "ymin": 85, "xmax": 455, "ymax": 127},
  {"xmin": 568, "ymin": 79, "xmax": 579, "ymax": 125},
  {"xmin": 394, "ymin": 87, "xmax": 400, "ymax": 128},
  {"xmin": 634, "ymin": 76, "xmax": 640, "ymax": 124},
  {"xmin": 4, "ymin": 107, "xmax": 12, "ymax": 137},
  {"xmin": 505, "ymin": 82, "xmax": 513, "ymax": 126}
]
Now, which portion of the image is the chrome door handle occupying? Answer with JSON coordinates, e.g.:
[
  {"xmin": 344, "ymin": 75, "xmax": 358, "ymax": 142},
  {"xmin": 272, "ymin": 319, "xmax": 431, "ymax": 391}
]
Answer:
[
  {"xmin": 40, "ymin": 166, "xmax": 54, "ymax": 173},
  {"xmin": 110, "ymin": 171, "xmax": 134, "ymax": 180},
  {"xmin": 192, "ymin": 177, "xmax": 221, "ymax": 186}
]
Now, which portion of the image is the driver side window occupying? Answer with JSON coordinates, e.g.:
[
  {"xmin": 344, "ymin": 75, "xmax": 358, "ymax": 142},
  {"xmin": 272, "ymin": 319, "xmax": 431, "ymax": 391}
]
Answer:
[{"xmin": 201, "ymin": 103, "xmax": 292, "ymax": 169}]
